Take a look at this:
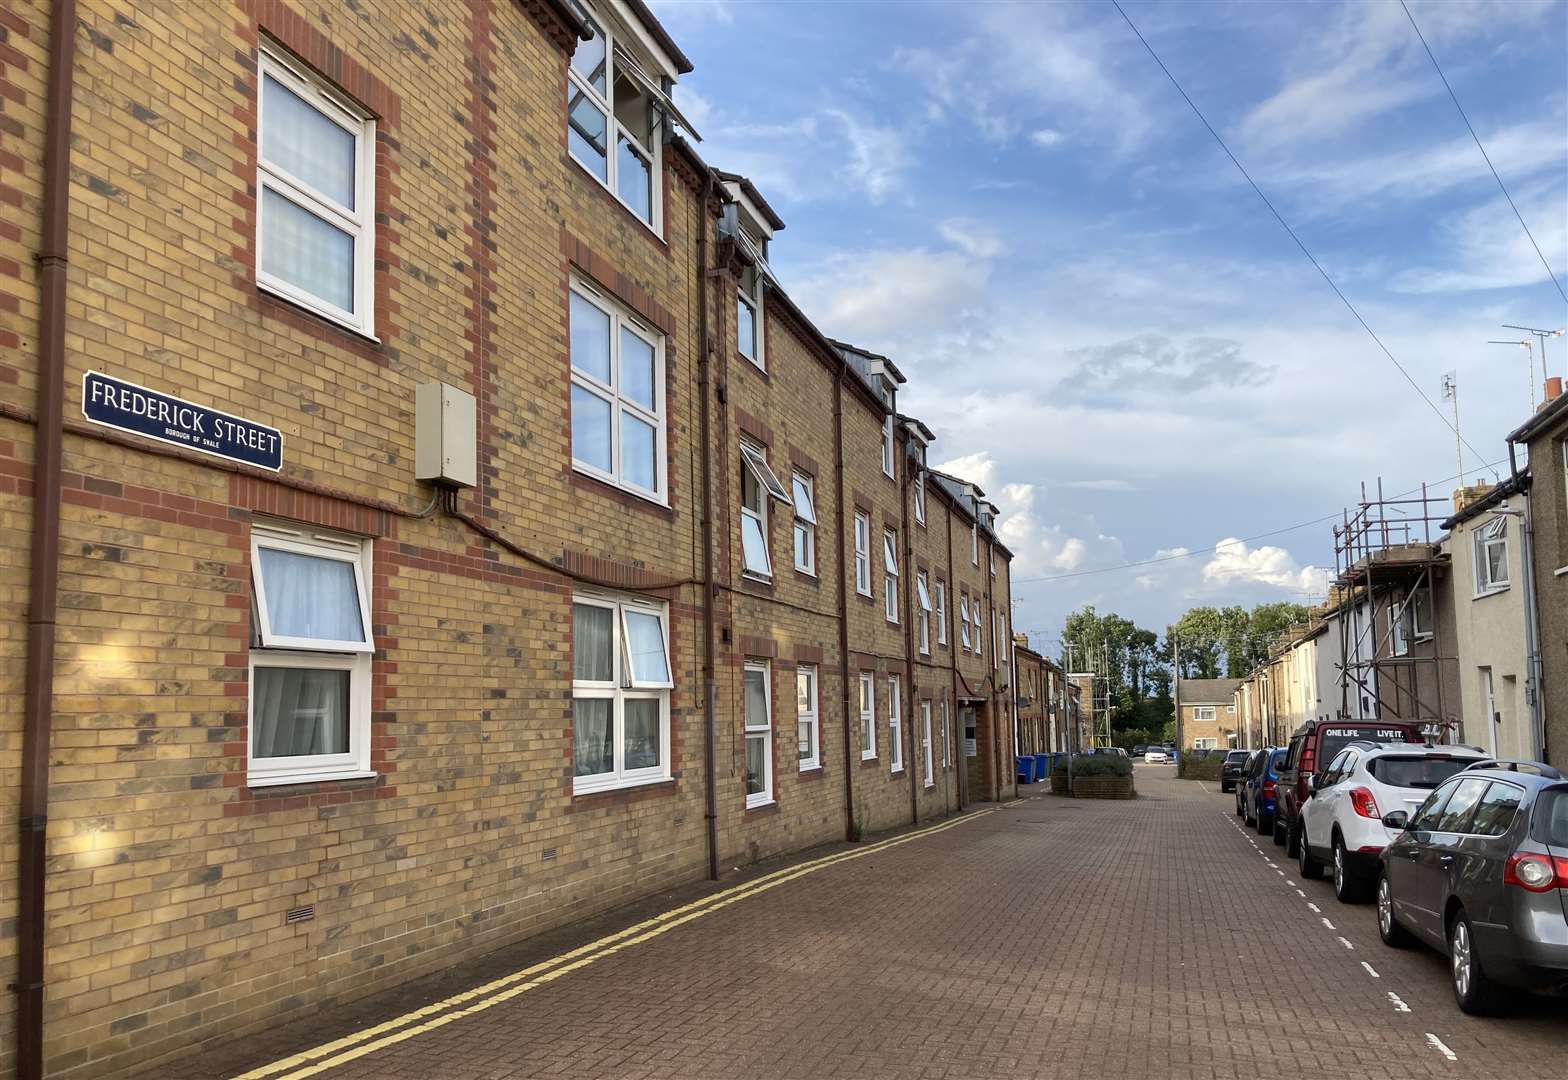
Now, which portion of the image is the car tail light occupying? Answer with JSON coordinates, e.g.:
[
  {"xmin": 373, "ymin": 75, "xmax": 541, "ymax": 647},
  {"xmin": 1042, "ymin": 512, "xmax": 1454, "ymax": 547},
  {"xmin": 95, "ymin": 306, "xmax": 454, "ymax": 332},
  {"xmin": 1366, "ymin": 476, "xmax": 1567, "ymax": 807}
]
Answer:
[
  {"xmin": 1262, "ymin": 780, "xmax": 1276, "ymax": 798},
  {"xmin": 1349, "ymin": 787, "xmax": 1381, "ymax": 820},
  {"xmin": 1504, "ymin": 853, "xmax": 1568, "ymax": 892}
]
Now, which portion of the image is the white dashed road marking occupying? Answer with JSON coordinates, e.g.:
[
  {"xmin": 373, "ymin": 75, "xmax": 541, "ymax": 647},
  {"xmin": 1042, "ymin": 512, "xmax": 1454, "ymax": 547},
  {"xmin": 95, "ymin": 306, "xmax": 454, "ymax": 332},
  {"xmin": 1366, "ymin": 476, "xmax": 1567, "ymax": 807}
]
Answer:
[
  {"xmin": 1320, "ymin": 917, "xmax": 1336, "ymax": 930},
  {"xmin": 1307, "ymin": 903, "xmax": 1322, "ymax": 913},
  {"xmin": 1295, "ymin": 889, "xmax": 1306, "ymax": 898},
  {"xmin": 1361, "ymin": 961, "xmax": 1380, "ymax": 978},
  {"xmin": 1388, "ymin": 992, "xmax": 1410, "ymax": 1013},
  {"xmin": 1337, "ymin": 936, "xmax": 1356, "ymax": 950},
  {"xmin": 1425, "ymin": 1034, "xmax": 1457, "ymax": 1061}
]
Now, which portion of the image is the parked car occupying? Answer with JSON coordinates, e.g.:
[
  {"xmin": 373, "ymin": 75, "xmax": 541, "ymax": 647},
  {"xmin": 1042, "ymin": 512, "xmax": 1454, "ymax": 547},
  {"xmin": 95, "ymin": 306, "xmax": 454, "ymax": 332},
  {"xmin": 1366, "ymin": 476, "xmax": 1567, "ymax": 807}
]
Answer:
[
  {"xmin": 1277, "ymin": 720, "xmax": 1423, "ymax": 856},
  {"xmin": 1143, "ymin": 748, "xmax": 1169, "ymax": 764},
  {"xmin": 1132, "ymin": 744, "xmax": 1149, "ymax": 759},
  {"xmin": 1221, "ymin": 749, "xmax": 1250, "ymax": 793},
  {"xmin": 1298, "ymin": 742, "xmax": 1487, "ymax": 902},
  {"xmin": 1242, "ymin": 747, "xmax": 1288, "ymax": 836},
  {"xmin": 1235, "ymin": 751, "xmax": 1261, "ymax": 816},
  {"xmin": 1377, "ymin": 761, "xmax": 1568, "ymax": 1014}
]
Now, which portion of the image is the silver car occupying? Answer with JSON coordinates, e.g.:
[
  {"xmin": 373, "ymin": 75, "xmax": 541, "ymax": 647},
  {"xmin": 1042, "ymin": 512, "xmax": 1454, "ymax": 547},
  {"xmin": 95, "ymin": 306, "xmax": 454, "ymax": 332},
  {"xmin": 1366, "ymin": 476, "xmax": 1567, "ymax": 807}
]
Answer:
[{"xmin": 1377, "ymin": 761, "xmax": 1568, "ymax": 1014}]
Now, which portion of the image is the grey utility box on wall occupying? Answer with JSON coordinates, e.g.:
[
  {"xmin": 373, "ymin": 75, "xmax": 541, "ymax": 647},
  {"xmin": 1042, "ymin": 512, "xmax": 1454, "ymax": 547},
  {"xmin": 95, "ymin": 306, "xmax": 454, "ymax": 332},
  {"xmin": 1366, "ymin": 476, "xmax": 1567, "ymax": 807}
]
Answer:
[{"xmin": 414, "ymin": 381, "xmax": 476, "ymax": 488}]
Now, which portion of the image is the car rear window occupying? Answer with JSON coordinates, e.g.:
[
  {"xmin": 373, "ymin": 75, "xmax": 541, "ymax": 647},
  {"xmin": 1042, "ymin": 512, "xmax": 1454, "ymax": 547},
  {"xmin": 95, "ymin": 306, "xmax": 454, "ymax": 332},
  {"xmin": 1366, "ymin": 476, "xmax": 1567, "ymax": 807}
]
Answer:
[
  {"xmin": 1226, "ymin": 751, "xmax": 1248, "ymax": 763},
  {"xmin": 1532, "ymin": 787, "xmax": 1568, "ymax": 847},
  {"xmin": 1369, "ymin": 755, "xmax": 1474, "ymax": 789}
]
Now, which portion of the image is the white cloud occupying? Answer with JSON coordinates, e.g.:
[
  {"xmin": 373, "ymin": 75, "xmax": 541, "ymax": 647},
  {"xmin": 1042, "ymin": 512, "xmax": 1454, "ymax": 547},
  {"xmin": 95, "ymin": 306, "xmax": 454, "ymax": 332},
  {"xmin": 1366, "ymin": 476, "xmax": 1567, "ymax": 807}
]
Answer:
[
  {"xmin": 1389, "ymin": 185, "xmax": 1568, "ymax": 294},
  {"xmin": 937, "ymin": 218, "xmax": 1007, "ymax": 260},
  {"xmin": 1029, "ymin": 128, "xmax": 1064, "ymax": 149},
  {"xmin": 792, "ymin": 247, "xmax": 991, "ymax": 342},
  {"xmin": 1201, "ymin": 538, "xmax": 1326, "ymax": 593},
  {"xmin": 824, "ymin": 109, "xmax": 909, "ymax": 203}
]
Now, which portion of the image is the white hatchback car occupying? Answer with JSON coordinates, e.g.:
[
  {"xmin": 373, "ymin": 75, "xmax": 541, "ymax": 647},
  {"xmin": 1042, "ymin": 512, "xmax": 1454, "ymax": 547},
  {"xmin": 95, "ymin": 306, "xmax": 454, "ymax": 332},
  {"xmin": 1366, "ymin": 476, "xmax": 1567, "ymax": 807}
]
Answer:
[
  {"xmin": 1143, "ymin": 748, "xmax": 1169, "ymax": 764},
  {"xmin": 1298, "ymin": 741, "xmax": 1487, "ymax": 903}
]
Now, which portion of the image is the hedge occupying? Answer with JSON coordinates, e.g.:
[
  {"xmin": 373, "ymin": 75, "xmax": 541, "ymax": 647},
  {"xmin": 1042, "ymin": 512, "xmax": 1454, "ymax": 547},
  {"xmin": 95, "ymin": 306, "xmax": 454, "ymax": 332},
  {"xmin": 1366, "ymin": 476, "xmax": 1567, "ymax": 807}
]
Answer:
[
  {"xmin": 1050, "ymin": 753, "xmax": 1133, "ymax": 779},
  {"xmin": 1177, "ymin": 754, "xmax": 1226, "ymax": 781}
]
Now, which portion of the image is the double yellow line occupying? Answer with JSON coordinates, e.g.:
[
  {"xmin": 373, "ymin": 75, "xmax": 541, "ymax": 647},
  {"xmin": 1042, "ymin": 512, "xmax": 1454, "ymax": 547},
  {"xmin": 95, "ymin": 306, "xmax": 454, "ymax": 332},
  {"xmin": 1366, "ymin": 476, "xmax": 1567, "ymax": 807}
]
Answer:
[{"xmin": 234, "ymin": 807, "xmax": 995, "ymax": 1080}]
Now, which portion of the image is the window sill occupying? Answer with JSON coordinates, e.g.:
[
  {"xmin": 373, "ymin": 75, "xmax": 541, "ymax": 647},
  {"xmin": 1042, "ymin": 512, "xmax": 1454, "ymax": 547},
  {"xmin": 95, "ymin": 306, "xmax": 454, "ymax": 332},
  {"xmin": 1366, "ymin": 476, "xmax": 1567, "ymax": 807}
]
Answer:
[
  {"xmin": 890, "ymin": 766, "xmax": 904, "ymax": 775},
  {"xmin": 567, "ymin": 154, "xmax": 666, "ymax": 247},
  {"xmin": 924, "ymin": 780, "xmax": 936, "ymax": 790},
  {"xmin": 257, "ymin": 281, "xmax": 381, "ymax": 345},
  {"xmin": 745, "ymin": 798, "xmax": 777, "ymax": 814},
  {"xmin": 573, "ymin": 773, "xmax": 674, "ymax": 798},
  {"xmin": 737, "ymin": 354, "xmax": 769, "ymax": 380},
  {"xmin": 793, "ymin": 567, "xmax": 818, "ymax": 582},
  {"xmin": 249, "ymin": 769, "xmax": 378, "ymax": 790},
  {"xmin": 1473, "ymin": 586, "xmax": 1510, "ymax": 600},
  {"xmin": 570, "ymin": 464, "xmax": 670, "ymax": 512},
  {"xmin": 799, "ymin": 763, "xmax": 822, "ymax": 774}
]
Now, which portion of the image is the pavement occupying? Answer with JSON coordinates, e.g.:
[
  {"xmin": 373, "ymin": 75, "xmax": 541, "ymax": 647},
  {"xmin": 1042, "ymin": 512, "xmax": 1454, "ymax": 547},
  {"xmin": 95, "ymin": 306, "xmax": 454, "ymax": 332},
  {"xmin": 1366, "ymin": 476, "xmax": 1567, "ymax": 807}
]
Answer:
[{"xmin": 159, "ymin": 764, "xmax": 1565, "ymax": 1079}]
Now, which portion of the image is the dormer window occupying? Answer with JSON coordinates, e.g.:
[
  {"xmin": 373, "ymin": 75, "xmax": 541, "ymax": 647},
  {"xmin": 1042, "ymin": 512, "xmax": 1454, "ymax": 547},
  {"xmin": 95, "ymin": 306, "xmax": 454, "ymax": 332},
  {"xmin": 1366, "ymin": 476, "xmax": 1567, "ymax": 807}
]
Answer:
[
  {"xmin": 737, "ymin": 258, "xmax": 764, "ymax": 369},
  {"xmin": 568, "ymin": 14, "xmax": 661, "ymax": 229}
]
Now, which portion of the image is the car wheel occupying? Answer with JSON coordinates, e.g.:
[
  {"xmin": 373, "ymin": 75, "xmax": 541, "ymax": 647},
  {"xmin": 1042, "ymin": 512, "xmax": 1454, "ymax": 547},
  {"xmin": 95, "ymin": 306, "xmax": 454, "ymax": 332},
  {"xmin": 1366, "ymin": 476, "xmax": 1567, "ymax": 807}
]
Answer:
[
  {"xmin": 1298, "ymin": 829, "xmax": 1323, "ymax": 880},
  {"xmin": 1449, "ymin": 910, "xmax": 1507, "ymax": 1016},
  {"xmin": 1244, "ymin": 799, "xmax": 1255, "ymax": 827},
  {"xmin": 1272, "ymin": 815, "xmax": 1286, "ymax": 847},
  {"xmin": 1256, "ymin": 809, "xmax": 1272, "ymax": 836},
  {"xmin": 1234, "ymin": 793, "xmax": 1243, "ymax": 816},
  {"xmin": 1332, "ymin": 836, "xmax": 1367, "ymax": 903},
  {"xmin": 1376, "ymin": 873, "xmax": 1409, "ymax": 948},
  {"xmin": 1284, "ymin": 818, "xmax": 1300, "ymax": 859}
]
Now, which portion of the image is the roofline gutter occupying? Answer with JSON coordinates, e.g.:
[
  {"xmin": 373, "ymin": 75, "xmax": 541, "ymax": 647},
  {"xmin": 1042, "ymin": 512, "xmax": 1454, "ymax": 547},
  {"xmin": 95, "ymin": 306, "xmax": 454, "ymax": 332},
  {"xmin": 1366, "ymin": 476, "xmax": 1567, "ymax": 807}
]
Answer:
[{"xmin": 17, "ymin": 2, "xmax": 77, "ymax": 1076}]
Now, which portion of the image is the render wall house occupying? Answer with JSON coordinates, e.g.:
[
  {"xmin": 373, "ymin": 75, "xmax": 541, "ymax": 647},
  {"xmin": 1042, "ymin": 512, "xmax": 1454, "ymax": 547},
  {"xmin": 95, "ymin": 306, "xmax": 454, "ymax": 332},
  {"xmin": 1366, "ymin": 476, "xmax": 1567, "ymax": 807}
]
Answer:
[
  {"xmin": 1507, "ymin": 386, "xmax": 1568, "ymax": 768},
  {"xmin": 0, "ymin": 2, "xmax": 1019, "ymax": 1075},
  {"xmin": 1438, "ymin": 478, "xmax": 1538, "ymax": 760}
]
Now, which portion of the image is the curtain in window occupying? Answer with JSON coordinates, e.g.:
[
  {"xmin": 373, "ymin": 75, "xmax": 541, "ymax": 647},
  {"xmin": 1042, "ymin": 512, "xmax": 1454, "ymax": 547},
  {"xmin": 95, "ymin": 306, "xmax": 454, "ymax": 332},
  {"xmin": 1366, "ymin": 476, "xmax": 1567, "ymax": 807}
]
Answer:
[
  {"xmin": 263, "ymin": 76, "xmax": 356, "ymax": 208},
  {"xmin": 258, "ymin": 546, "xmax": 364, "ymax": 643},
  {"xmin": 623, "ymin": 698, "xmax": 660, "ymax": 770},
  {"xmin": 261, "ymin": 188, "xmax": 355, "ymax": 312},
  {"xmin": 573, "ymin": 604, "xmax": 614, "ymax": 681},
  {"xmin": 253, "ymin": 666, "xmax": 349, "ymax": 758},
  {"xmin": 573, "ymin": 699, "xmax": 613, "ymax": 776}
]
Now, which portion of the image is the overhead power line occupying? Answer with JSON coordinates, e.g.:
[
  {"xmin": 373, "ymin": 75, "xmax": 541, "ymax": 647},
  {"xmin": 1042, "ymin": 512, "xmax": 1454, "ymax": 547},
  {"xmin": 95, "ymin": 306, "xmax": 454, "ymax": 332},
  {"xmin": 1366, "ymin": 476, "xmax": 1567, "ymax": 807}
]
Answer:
[
  {"xmin": 1109, "ymin": 0, "xmax": 1494, "ymax": 472},
  {"xmin": 1400, "ymin": 0, "xmax": 1568, "ymax": 308},
  {"xmin": 1012, "ymin": 457, "xmax": 1507, "ymax": 585}
]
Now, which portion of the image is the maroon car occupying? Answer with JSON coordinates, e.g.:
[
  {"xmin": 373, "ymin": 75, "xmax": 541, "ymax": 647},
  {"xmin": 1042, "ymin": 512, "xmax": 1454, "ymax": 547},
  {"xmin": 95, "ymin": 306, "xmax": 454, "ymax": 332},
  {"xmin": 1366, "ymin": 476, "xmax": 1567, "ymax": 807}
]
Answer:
[{"xmin": 1276, "ymin": 719, "xmax": 1422, "ymax": 853}]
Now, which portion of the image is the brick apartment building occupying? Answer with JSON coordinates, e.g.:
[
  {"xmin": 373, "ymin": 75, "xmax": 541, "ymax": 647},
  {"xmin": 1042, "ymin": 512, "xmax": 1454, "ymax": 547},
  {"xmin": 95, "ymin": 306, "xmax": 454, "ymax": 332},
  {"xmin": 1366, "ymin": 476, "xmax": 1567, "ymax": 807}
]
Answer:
[
  {"xmin": 0, "ymin": 1, "xmax": 1018, "ymax": 1076},
  {"xmin": 1013, "ymin": 636, "xmax": 1072, "ymax": 756}
]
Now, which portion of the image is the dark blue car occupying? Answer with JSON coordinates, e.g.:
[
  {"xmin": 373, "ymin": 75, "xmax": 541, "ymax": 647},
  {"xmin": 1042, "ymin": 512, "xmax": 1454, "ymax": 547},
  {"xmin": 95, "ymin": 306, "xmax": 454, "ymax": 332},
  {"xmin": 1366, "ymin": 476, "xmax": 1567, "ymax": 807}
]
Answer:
[{"xmin": 1243, "ymin": 747, "xmax": 1289, "ymax": 837}]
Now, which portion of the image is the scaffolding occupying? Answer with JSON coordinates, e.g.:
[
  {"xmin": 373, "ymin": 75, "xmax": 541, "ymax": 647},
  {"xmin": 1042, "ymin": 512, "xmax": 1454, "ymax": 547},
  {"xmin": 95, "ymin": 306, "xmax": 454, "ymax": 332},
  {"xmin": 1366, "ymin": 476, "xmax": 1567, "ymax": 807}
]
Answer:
[{"xmin": 1330, "ymin": 479, "xmax": 1457, "ymax": 738}]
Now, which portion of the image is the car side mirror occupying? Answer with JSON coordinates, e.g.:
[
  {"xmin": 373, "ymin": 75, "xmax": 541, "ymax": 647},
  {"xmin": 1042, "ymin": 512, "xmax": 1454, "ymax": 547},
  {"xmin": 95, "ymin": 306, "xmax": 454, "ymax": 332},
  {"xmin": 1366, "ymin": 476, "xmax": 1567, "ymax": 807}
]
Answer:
[{"xmin": 1381, "ymin": 811, "xmax": 1409, "ymax": 831}]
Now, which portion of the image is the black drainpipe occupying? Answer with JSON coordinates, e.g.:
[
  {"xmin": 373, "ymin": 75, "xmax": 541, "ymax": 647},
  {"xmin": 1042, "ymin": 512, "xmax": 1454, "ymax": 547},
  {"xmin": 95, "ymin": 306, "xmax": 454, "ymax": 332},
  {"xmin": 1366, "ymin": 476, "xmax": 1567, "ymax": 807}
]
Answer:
[
  {"xmin": 696, "ymin": 169, "xmax": 719, "ymax": 881},
  {"xmin": 834, "ymin": 359, "xmax": 856, "ymax": 841}
]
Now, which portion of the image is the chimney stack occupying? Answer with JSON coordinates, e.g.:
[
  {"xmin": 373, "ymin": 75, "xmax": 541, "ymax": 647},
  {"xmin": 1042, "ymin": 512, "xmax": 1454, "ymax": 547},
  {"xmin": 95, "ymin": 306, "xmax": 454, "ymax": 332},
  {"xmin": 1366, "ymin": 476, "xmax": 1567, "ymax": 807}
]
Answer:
[
  {"xmin": 1452, "ymin": 482, "xmax": 1494, "ymax": 514},
  {"xmin": 1546, "ymin": 376, "xmax": 1563, "ymax": 404}
]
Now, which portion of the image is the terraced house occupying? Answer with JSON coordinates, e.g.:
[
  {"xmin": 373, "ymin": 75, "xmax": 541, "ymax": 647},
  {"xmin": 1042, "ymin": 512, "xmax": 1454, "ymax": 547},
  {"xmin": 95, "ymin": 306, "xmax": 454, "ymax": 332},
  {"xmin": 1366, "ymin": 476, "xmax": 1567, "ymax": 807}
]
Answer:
[{"xmin": 0, "ymin": 1, "xmax": 1018, "ymax": 1075}]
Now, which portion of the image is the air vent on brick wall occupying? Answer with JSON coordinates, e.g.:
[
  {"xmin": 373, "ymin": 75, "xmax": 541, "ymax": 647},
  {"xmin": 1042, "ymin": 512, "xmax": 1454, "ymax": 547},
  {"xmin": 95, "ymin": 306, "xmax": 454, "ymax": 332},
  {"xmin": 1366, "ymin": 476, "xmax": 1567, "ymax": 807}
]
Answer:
[
  {"xmin": 285, "ymin": 904, "xmax": 315, "ymax": 925},
  {"xmin": 541, "ymin": 847, "xmax": 558, "ymax": 861}
]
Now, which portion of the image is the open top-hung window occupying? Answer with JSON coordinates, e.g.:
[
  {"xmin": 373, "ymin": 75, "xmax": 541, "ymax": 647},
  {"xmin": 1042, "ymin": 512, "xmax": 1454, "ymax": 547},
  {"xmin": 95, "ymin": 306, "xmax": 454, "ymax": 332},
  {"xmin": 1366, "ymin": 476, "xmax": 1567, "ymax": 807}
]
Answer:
[
  {"xmin": 883, "ymin": 530, "xmax": 900, "ymax": 623},
  {"xmin": 792, "ymin": 471, "xmax": 817, "ymax": 574},
  {"xmin": 567, "ymin": 13, "xmax": 661, "ymax": 228},
  {"xmin": 916, "ymin": 571, "xmax": 932, "ymax": 654},
  {"xmin": 570, "ymin": 281, "xmax": 665, "ymax": 501},
  {"xmin": 257, "ymin": 46, "xmax": 376, "ymax": 335},
  {"xmin": 1474, "ymin": 516, "xmax": 1509, "ymax": 594},
  {"xmin": 249, "ymin": 524, "xmax": 374, "ymax": 786},
  {"xmin": 959, "ymin": 594, "xmax": 971, "ymax": 650},
  {"xmin": 572, "ymin": 593, "xmax": 672, "ymax": 794},
  {"xmin": 740, "ymin": 442, "xmax": 790, "ymax": 579}
]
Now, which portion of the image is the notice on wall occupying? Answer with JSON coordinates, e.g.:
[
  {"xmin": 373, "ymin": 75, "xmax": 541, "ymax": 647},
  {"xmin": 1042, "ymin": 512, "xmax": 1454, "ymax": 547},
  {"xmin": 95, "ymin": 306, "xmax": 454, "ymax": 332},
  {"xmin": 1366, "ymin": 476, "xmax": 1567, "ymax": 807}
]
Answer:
[
  {"xmin": 83, "ymin": 371, "xmax": 282, "ymax": 471},
  {"xmin": 964, "ymin": 738, "xmax": 977, "ymax": 758}
]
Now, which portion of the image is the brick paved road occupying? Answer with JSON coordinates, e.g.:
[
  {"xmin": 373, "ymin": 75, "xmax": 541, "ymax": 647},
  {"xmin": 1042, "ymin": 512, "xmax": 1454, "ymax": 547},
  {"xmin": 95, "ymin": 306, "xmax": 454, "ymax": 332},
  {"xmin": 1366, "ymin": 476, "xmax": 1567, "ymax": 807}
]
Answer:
[{"xmin": 165, "ymin": 767, "xmax": 1565, "ymax": 1079}]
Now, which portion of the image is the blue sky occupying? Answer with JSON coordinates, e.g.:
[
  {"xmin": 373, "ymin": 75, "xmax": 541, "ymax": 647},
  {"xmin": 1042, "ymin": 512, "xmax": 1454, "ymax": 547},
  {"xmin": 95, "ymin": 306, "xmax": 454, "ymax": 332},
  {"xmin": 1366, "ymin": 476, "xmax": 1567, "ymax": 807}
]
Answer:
[{"xmin": 650, "ymin": 0, "xmax": 1568, "ymax": 651}]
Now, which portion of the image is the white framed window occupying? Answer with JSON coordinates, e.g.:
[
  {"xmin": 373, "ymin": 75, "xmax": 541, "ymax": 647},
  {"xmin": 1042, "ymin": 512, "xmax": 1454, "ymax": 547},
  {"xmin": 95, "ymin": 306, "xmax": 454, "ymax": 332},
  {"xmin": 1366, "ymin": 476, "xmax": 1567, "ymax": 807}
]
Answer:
[
  {"xmin": 959, "ymin": 594, "xmax": 971, "ymax": 650},
  {"xmin": 1192, "ymin": 705, "xmax": 1216, "ymax": 721},
  {"xmin": 744, "ymin": 661, "xmax": 773, "ymax": 808},
  {"xmin": 737, "ymin": 260, "xmax": 764, "ymax": 370},
  {"xmin": 248, "ymin": 524, "xmax": 374, "ymax": 787},
  {"xmin": 740, "ymin": 441, "xmax": 789, "ymax": 580},
  {"xmin": 916, "ymin": 571, "xmax": 932, "ymax": 655},
  {"xmin": 569, "ymin": 280, "xmax": 666, "ymax": 501},
  {"xmin": 853, "ymin": 511, "xmax": 872, "ymax": 596},
  {"xmin": 989, "ymin": 546, "xmax": 996, "ymax": 578},
  {"xmin": 1411, "ymin": 586, "xmax": 1433, "ymax": 640},
  {"xmin": 883, "ymin": 529, "xmax": 900, "ymax": 624},
  {"xmin": 797, "ymin": 664, "xmax": 819, "ymax": 771},
  {"xmin": 913, "ymin": 470, "xmax": 925, "ymax": 525},
  {"xmin": 1194, "ymin": 737, "xmax": 1218, "ymax": 750},
  {"xmin": 792, "ymin": 471, "xmax": 817, "ymax": 575},
  {"xmin": 935, "ymin": 580, "xmax": 947, "ymax": 645},
  {"xmin": 567, "ymin": 13, "xmax": 661, "ymax": 229},
  {"xmin": 973, "ymin": 602, "xmax": 983, "ymax": 658},
  {"xmin": 1226, "ymin": 704, "xmax": 1236, "ymax": 715},
  {"xmin": 921, "ymin": 700, "xmax": 934, "ymax": 787},
  {"xmin": 859, "ymin": 672, "xmax": 876, "ymax": 760},
  {"xmin": 1391, "ymin": 601, "xmax": 1411, "ymax": 656},
  {"xmin": 887, "ymin": 674, "xmax": 903, "ymax": 773},
  {"xmin": 572, "ymin": 592, "xmax": 673, "ymax": 795},
  {"xmin": 881, "ymin": 415, "xmax": 895, "ymax": 478},
  {"xmin": 256, "ymin": 46, "xmax": 375, "ymax": 336},
  {"xmin": 971, "ymin": 521, "xmax": 978, "ymax": 565},
  {"xmin": 1474, "ymin": 516, "xmax": 1509, "ymax": 595},
  {"xmin": 939, "ymin": 696, "xmax": 950, "ymax": 768},
  {"xmin": 995, "ymin": 610, "xmax": 1004, "ymax": 669}
]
